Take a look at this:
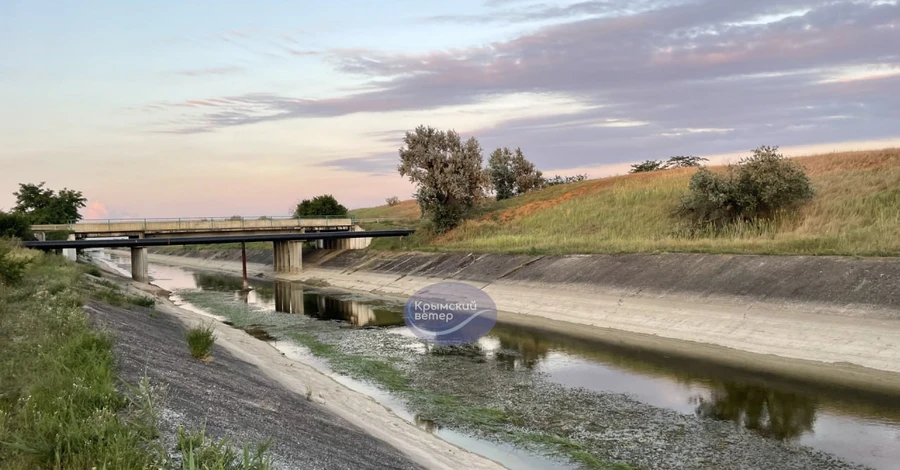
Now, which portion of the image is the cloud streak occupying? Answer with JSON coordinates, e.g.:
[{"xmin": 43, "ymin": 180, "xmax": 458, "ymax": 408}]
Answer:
[{"xmin": 144, "ymin": 0, "xmax": 900, "ymax": 169}]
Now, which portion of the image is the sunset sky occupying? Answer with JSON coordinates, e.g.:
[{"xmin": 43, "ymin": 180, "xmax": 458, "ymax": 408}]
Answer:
[{"xmin": 2, "ymin": 0, "xmax": 899, "ymax": 218}]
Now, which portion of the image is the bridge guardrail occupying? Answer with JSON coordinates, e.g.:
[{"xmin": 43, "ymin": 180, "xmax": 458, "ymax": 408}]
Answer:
[{"xmin": 31, "ymin": 215, "xmax": 358, "ymax": 232}]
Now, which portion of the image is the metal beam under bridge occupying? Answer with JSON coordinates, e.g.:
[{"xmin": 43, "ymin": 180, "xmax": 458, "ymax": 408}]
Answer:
[{"xmin": 23, "ymin": 230, "xmax": 414, "ymax": 283}]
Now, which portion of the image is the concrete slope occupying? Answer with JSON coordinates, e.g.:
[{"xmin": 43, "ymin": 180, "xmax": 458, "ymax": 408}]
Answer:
[{"xmin": 137, "ymin": 249, "xmax": 900, "ymax": 394}]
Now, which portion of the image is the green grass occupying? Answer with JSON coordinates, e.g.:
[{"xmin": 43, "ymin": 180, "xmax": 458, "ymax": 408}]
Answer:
[
  {"xmin": 185, "ymin": 323, "xmax": 217, "ymax": 360},
  {"xmin": 0, "ymin": 245, "xmax": 160, "ymax": 469},
  {"xmin": 1, "ymin": 242, "xmax": 274, "ymax": 469},
  {"xmin": 367, "ymin": 148, "xmax": 900, "ymax": 257},
  {"xmin": 83, "ymin": 278, "xmax": 156, "ymax": 309},
  {"xmin": 177, "ymin": 427, "xmax": 271, "ymax": 470}
]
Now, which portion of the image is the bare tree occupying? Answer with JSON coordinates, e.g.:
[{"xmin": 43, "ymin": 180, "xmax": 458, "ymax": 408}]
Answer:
[{"xmin": 398, "ymin": 126, "xmax": 488, "ymax": 232}]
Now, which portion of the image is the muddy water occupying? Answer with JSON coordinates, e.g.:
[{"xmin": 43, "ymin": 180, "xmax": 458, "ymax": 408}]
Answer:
[{"xmin": 93, "ymin": 251, "xmax": 900, "ymax": 470}]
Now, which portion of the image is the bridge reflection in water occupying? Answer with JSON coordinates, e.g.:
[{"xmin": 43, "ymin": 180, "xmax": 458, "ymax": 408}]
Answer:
[{"xmin": 191, "ymin": 272, "xmax": 402, "ymax": 327}]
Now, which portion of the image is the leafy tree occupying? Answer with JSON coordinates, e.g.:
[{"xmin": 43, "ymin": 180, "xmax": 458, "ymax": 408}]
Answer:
[
  {"xmin": 385, "ymin": 196, "xmax": 400, "ymax": 207},
  {"xmin": 488, "ymin": 147, "xmax": 543, "ymax": 200},
  {"xmin": 12, "ymin": 182, "xmax": 86, "ymax": 224},
  {"xmin": 487, "ymin": 148, "xmax": 516, "ymax": 201},
  {"xmin": 0, "ymin": 211, "xmax": 32, "ymax": 239},
  {"xmin": 679, "ymin": 145, "xmax": 814, "ymax": 227},
  {"xmin": 293, "ymin": 194, "xmax": 348, "ymax": 218},
  {"xmin": 666, "ymin": 155, "xmax": 707, "ymax": 168},
  {"xmin": 544, "ymin": 174, "xmax": 588, "ymax": 187},
  {"xmin": 398, "ymin": 126, "xmax": 488, "ymax": 232},
  {"xmin": 511, "ymin": 148, "xmax": 544, "ymax": 196},
  {"xmin": 630, "ymin": 160, "xmax": 667, "ymax": 173}
]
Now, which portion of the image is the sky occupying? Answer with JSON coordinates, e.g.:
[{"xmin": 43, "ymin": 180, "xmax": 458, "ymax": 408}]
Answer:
[{"xmin": 1, "ymin": 0, "xmax": 899, "ymax": 218}]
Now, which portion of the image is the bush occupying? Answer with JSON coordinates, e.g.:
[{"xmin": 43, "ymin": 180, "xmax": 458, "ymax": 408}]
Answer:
[
  {"xmin": 544, "ymin": 174, "xmax": 587, "ymax": 187},
  {"xmin": 0, "ymin": 211, "xmax": 32, "ymax": 240},
  {"xmin": 679, "ymin": 145, "xmax": 814, "ymax": 227},
  {"xmin": 185, "ymin": 323, "xmax": 217, "ymax": 360},
  {"xmin": 385, "ymin": 196, "xmax": 400, "ymax": 207},
  {"xmin": 0, "ymin": 242, "xmax": 29, "ymax": 285},
  {"xmin": 630, "ymin": 160, "xmax": 666, "ymax": 173}
]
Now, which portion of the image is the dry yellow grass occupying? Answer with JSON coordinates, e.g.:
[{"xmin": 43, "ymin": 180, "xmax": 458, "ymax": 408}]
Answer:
[
  {"xmin": 367, "ymin": 148, "xmax": 900, "ymax": 256},
  {"xmin": 350, "ymin": 199, "xmax": 421, "ymax": 220}
]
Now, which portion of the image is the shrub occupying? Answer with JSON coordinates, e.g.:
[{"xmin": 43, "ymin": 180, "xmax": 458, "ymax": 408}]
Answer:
[
  {"xmin": 679, "ymin": 145, "xmax": 814, "ymax": 227},
  {"xmin": 630, "ymin": 160, "xmax": 666, "ymax": 173},
  {"xmin": 185, "ymin": 323, "xmax": 217, "ymax": 360},
  {"xmin": 0, "ymin": 242, "xmax": 29, "ymax": 285},
  {"xmin": 0, "ymin": 211, "xmax": 33, "ymax": 239},
  {"xmin": 544, "ymin": 174, "xmax": 587, "ymax": 187}
]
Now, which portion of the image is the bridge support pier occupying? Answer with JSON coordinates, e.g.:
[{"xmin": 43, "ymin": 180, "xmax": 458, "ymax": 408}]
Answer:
[
  {"xmin": 131, "ymin": 247, "xmax": 148, "ymax": 283},
  {"xmin": 62, "ymin": 234, "xmax": 77, "ymax": 261},
  {"xmin": 273, "ymin": 240, "xmax": 302, "ymax": 274}
]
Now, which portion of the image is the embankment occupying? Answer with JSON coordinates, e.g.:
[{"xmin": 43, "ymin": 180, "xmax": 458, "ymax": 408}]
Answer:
[{"xmin": 139, "ymin": 248, "xmax": 900, "ymax": 393}]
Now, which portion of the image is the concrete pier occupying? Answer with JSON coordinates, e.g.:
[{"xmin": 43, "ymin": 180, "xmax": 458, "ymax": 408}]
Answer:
[
  {"xmin": 273, "ymin": 240, "xmax": 302, "ymax": 274},
  {"xmin": 62, "ymin": 234, "xmax": 77, "ymax": 261},
  {"xmin": 130, "ymin": 247, "xmax": 148, "ymax": 282}
]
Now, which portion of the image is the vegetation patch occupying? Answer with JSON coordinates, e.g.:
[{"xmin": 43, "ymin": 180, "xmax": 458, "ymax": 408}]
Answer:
[
  {"xmin": 366, "ymin": 148, "xmax": 900, "ymax": 256},
  {"xmin": 0, "ymin": 244, "xmax": 158, "ymax": 469},
  {"xmin": 185, "ymin": 323, "xmax": 217, "ymax": 360}
]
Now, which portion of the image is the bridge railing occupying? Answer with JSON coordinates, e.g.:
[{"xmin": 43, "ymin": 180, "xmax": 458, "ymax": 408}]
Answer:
[{"xmin": 32, "ymin": 215, "xmax": 357, "ymax": 232}]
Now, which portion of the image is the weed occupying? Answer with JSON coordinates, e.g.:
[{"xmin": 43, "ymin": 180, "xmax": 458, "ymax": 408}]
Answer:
[
  {"xmin": 185, "ymin": 323, "xmax": 217, "ymax": 360},
  {"xmin": 177, "ymin": 427, "xmax": 272, "ymax": 470}
]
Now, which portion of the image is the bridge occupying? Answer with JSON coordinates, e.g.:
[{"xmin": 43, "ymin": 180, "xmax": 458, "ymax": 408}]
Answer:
[{"xmin": 26, "ymin": 216, "xmax": 414, "ymax": 283}]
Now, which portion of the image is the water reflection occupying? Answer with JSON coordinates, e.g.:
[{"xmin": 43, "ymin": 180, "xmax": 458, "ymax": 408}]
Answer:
[
  {"xmin": 692, "ymin": 383, "xmax": 817, "ymax": 441},
  {"xmin": 481, "ymin": 321, "xmax": 900, "ymax": 467}
]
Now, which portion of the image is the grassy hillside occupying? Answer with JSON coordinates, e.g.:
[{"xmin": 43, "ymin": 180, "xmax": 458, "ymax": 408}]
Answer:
[
  {"xmin": 367, "ymin": 148, "xmax": 900, "ymax": 256},
  {"xmin": 350, "ymin": 199, "xmax": 421, "ymax": 220}
]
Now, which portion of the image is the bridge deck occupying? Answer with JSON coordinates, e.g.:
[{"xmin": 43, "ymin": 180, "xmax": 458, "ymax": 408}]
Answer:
[{"xmin": 31, "ymin": 216, "xmax": 355, "ymax": 235}]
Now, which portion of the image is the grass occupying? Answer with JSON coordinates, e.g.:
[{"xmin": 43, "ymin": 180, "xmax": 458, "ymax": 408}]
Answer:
[
  {"xmin": 0, "ymin": 242, "xmax": 274, "ymax": 469},
  {"xmin": 185, "ymin": 323, "xmax": 217, "ymax": 360},
  {"xmin": 83, "ymin": 277, "xmax": 156, "ymax": 309},
  {"xmin": 177, "ymin": 427, "xmax": 271, "ymax": 470},
  {"xmin": 366, "ymin": 148, "xmax": 900, "ymax": 256},
  {"xmin": 0, "ymin": 244, "xmax": 160, "ymax": 469}
]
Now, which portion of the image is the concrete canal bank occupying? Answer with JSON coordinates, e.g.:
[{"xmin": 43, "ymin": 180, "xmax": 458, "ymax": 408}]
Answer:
[{"xmin": 142, "ymin": 248, "xmax": 900, "ymax": 394}]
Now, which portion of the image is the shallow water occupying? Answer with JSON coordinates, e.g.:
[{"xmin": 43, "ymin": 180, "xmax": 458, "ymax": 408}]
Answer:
[{"xmin": 92, "ymin": 250, "xmax": 900, "ymax": 470}]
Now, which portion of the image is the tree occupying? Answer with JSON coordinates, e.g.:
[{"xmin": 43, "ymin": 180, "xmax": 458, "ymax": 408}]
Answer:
[
  {"xmin": 679, "ymin": 145, "xmax": 814, "ymax": 227},
  {"xmin": 511, "ymin": 148, "xmax": 544, "ymax": 196},
  {"xmin": 385, "ymin": 196, "xmax": 400, "ymax": 207},
  {"xmin": 0, "ymin": 211, "xmax": 32, "ymax": 240},
  {"xmin": 13, "ymin": 182, "xmax": 86, "ymax": 224},
  {"xmin": 398, "ymin": 126, "xmax": 488, "ymax": 232},
  {"xmin": 666, "ymin": 155, "xmax": 707, "ymax": 168},
  {"xmin": 293, "ymin": 194, "xmax": 348, "ymax": 218},
  {"xmin": 487, "ymin": 148, "xmax": 516, "ymax": 201},
  {"xmin": 630, "ymin": 160, "xmax": 666, "ymax": 173},
  {"xmin": 487, "ymin": 147, "xmax": 543, "ymax": 200}
]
